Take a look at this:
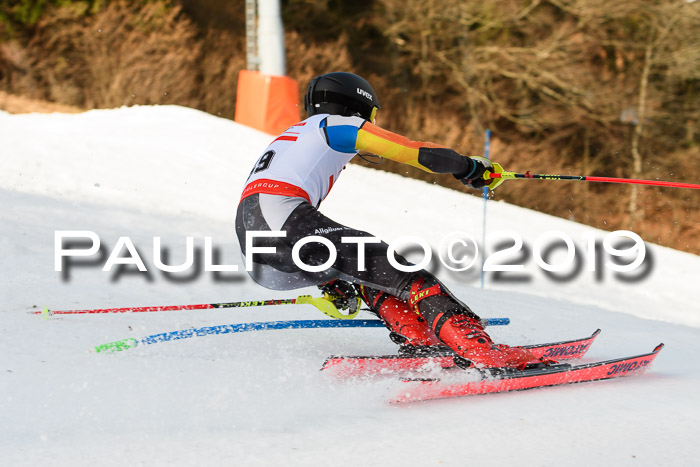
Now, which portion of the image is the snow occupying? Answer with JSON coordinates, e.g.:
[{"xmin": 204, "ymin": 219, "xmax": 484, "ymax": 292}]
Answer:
[{"xmin": 1, "ymin": 105, "xmax": 699, "ymax": 466}]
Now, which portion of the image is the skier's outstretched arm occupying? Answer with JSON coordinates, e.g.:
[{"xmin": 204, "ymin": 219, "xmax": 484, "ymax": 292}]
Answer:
[
  {"xmin": 354, "ymin": 122, "xmax": 466, "ymax": 172},
  {"xmin": 355, "ymin": 122, "xmax": 494, "ymax": 189}
]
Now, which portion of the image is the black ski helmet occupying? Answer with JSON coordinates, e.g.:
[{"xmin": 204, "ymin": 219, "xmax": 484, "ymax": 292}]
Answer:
[{"xmin": 304, "ymin": 72, "xmax": 380, "ymax": 121}]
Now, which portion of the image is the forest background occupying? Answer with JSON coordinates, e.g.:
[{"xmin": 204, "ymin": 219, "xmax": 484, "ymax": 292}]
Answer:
[{"xmin": 1, "ymin": 0, "xmax": 698, "ymax": 254}]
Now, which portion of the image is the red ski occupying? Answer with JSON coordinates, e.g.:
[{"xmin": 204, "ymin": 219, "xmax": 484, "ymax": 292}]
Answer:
[
  {"xmin": 391, "ymin": 343, "xmax": 664, "ymax": 403},
  {"xmin": 322, "ymin": 329, "xmax": 601, "ymax": 378}
]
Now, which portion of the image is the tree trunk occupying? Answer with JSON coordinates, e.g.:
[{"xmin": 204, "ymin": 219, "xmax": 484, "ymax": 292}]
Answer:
[{"xmin": 629, "ymin": 40, "xmax": 652, "ymax": 230}]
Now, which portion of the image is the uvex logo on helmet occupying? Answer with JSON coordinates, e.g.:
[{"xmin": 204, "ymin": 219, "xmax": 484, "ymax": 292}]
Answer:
[{"xmin": 357, "ymin": 88, "xmax": 373, "ymax": 101}]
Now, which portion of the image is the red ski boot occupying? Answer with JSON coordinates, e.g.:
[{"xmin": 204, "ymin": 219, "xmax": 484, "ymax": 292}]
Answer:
[
  {"xmin": 438, "ymin": 314, "xmax": 539, "ymax": 369},
  {"xmin": 377, "ymin": 296, "xmax": 442, "ymax": 348},
  {"xmin": 358, "ymin": 286, "xmax": 442, "ymax": 354},
  {"xmin": 401, "ymin": 273, "xmax": 541, "ymax": 368}
]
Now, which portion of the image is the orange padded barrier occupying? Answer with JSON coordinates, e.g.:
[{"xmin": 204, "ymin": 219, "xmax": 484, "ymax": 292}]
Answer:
[{"xmin": 235, "ymin": 70, "xmax": 300, "ymax": 135}]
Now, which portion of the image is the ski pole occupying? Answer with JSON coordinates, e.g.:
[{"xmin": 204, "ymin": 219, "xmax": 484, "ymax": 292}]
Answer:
[
  {"xmin": 486, "ymin": 164, "xmax": 700, "ymax": 190},
  {"xmin": 34, "ymin": 294, "xmax": 362, "ymax": 320},
  {"xmin": 94, "ymin": 317, "xmax": 511, "ymax": 353},
  {"xmin": 480, "ymin": 129, "xmax": 491, "ymax": 289}
]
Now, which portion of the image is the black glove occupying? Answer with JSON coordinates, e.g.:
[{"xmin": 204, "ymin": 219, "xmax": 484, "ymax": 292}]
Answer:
[
  {"xmin": 454, "ymin": 156, "xmax": 493, "ymax": 189},
  {"xmin": 318, "ymin": 279, "xmax": 359, "ymax": 311}
]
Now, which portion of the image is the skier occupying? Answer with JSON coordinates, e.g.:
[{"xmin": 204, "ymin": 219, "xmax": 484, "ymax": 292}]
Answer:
[{"xmin": 236, "ymin": 71, "xmax": 542, "ymax": 369}]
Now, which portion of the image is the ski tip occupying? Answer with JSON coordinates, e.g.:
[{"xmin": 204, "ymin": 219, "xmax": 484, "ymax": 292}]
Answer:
[
  {"xmin": 653, "ymin": 343, "xmax": 665, "ymax": 353},
  {"xmin": 592, "ymin": 329, "xmax": 602, "ymax": 337},
  {"xmin": 320, "ymin": 356, "xmax": 340, "ymax": 372}
]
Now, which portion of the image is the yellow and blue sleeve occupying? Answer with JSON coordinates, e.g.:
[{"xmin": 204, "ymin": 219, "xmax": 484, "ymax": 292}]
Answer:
[{"xmin": 355, "ymin": 122, "xmax": 474, "ymax": 175}]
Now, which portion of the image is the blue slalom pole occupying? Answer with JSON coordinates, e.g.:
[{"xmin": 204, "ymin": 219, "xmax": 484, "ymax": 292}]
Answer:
[
  {"xmin": 142, "ymin": 319, "xmax": 383, "ymax": 345},
  {"xmin": 480, "ymin": 129, "xmax": 491, "ymax": 289},
  {"xmin": 95, "ymin": 317, "xmax": 510, "ymax": 352}
]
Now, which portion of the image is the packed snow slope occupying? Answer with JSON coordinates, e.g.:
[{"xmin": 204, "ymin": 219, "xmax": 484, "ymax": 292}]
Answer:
[{"xmin": 1, "ymin": 105, "xmax": 699, "ymax": 467}]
